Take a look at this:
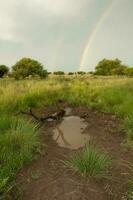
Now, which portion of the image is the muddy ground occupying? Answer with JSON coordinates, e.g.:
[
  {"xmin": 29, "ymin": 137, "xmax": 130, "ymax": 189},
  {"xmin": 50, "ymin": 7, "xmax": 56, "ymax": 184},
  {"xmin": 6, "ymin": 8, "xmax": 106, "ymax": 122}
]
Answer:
[{"xmin": 16, "ymin": 104, "xmax": 133, "ymax": 200}]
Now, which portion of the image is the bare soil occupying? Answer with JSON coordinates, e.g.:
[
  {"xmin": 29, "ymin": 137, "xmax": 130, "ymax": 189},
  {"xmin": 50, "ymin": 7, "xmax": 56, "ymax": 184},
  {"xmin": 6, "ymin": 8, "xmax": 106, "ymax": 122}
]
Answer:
[{"xmin": 16, "ymin": 104, "xmax": 133, "ymax": 200}]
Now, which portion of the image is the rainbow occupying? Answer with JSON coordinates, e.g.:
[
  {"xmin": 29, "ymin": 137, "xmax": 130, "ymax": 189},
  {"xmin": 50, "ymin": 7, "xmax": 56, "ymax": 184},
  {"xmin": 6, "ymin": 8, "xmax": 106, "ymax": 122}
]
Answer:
[{"xmin": 79, "ymin": 0, "xmax": 118, "ymax": 71}]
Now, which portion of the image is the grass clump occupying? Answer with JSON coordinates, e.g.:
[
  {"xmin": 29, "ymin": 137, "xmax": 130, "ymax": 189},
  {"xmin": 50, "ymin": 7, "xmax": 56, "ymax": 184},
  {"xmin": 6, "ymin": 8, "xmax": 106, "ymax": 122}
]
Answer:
[
  {"xmin": 65, "ymin": 145, "xmax": 111, "ymax": 177},
  {"xmin": 128, "ymin": 180, "xmax": 133, "ymax": 200},
  {"xmin": 123, "ymin": 114, "xmax": 133, "ymax": 140},
  {"xmin": 0, "ymin": 116, "xmax": 40, "ymax": 196}
]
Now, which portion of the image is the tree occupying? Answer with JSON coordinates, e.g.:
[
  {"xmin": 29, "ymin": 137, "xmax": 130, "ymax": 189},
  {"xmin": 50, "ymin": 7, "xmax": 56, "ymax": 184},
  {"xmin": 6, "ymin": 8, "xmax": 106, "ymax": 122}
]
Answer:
[
  {"xmin": 0, "ymin": 65, "xmax": 9, "ymax": 78},
  {"xmin": 94, "ymin": 58, "xmax": 127, "ymax": 75},
  {"xmin": 12, "ymin": 58, "xmax": 48, "ymax": 79}
]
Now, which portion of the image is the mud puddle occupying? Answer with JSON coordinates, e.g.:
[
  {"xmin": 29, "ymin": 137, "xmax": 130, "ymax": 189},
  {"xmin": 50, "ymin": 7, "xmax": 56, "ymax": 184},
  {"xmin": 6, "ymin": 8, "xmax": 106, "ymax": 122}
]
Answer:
[{"xmin": 53, "ymin": 115, "xmax": 90, "ymax": 149}]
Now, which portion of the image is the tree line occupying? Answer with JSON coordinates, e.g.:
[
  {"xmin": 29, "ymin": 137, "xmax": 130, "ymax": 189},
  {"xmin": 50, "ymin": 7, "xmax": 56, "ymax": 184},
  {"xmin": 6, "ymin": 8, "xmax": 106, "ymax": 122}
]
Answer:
[{"xmin": 0, "ymin": 57, "xmax": 133, "ymax": 78}]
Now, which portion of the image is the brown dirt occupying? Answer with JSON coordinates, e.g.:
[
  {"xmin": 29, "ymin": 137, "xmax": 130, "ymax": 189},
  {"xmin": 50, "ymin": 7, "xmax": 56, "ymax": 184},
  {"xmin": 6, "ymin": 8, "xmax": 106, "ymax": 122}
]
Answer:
[{"xmin": 16, "ymin": 105, "xmax": 133, "ymax": 200}]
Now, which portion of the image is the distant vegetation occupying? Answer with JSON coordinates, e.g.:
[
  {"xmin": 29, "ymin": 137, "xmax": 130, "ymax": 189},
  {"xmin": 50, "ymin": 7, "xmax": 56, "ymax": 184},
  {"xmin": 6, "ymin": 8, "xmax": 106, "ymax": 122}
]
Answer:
[
  {"xmin": 1, "ymin": 57, "xmax": 133, "ymax": 78},
  {"xmin": 68, "ymin": 72, "xmax": 74, "ymax": 75},
  {"xmin": 53, "ymin": 71, "xmax": 65, "ymax": 75},
  {"xmin": 76, "ymin": 71, "xmax": 86, "ymax": 75}
]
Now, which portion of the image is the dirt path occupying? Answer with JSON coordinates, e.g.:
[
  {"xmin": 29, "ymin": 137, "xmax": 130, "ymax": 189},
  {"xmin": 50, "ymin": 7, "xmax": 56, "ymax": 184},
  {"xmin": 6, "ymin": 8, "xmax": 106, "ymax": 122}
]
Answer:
[{"xmin": 16, "ymin": 106, "xmax": 133, "ymax": 200}]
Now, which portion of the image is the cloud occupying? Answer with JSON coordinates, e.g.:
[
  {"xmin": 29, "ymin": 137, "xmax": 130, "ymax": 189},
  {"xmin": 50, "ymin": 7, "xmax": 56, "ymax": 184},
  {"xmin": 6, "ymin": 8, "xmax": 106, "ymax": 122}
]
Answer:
[
  {"xmin": 26, "ymin": 0, "xmax": 89, "ymax": 18},
  {"xmin": 0, "ymin": 1, "xmax": 16, "ymax": 40},
  {"xmin": 0, "ymin": 0, "xmax": 90, "ymax": 42}
]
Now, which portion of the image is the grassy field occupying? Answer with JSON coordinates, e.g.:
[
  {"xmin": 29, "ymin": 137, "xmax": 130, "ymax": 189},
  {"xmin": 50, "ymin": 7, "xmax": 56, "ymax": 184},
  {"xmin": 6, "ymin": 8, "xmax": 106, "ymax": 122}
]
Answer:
[{"xmin": 0, "ymin": 75, "xmax": 133, "ymax": 198}]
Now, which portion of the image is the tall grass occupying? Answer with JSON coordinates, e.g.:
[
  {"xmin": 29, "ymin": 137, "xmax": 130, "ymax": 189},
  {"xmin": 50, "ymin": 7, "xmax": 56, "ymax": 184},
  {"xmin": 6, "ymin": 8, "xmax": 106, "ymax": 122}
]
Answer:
[
  {"xmin": 0, "ymin": 116, "xmax": 40, "ymax": 196},
  {"xmin": 65, "ymin": 145, "xmax": 111, "ymax": 177},
  {"xmin": 122, "ymin": 114, "xmax": 133, "ymax": 140},
  {"xmin": 0, "ymin": 77, "xmax": 133, "ymax": 141}
]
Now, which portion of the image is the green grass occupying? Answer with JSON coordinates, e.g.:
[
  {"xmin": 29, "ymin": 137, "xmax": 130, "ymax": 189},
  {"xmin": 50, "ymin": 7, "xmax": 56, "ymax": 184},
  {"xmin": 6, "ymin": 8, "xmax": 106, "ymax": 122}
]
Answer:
[
  {"xmin": 122, "ymin": 114, "xmax": 133, "ymax": 140},
  {"xmin": 65, "ymin": 145, "xmax": 111, "ymax": 177}
]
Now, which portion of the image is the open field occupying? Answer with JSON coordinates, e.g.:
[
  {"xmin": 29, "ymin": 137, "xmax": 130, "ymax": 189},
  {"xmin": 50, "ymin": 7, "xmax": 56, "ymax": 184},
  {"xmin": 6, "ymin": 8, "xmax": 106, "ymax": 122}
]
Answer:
[{"xmin": 0, "ymin": 76, "xmax": 133, "ymax": 199}]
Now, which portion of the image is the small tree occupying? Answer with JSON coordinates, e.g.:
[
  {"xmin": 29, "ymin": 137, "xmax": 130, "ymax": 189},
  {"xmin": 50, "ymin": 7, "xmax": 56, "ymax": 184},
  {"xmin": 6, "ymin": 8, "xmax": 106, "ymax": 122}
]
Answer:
[
  {"xmin": 12, "ymin": 58, "xmax": 48, "ymax": 79},
  {"xmin": 0, "ymin": 65, "xmax": 9, "ymax": 78}
]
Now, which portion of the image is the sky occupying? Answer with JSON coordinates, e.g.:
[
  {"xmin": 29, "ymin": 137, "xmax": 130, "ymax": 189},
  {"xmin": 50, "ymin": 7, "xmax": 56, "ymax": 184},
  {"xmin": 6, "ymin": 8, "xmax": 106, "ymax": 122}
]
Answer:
[{"xmin": 0, "ymin": 0, "xmax": 133, "ymax": 72}]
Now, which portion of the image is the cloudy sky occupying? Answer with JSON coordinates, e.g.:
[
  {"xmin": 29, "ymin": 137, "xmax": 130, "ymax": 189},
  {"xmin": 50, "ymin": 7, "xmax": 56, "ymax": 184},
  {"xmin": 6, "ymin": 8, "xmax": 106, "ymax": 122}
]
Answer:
[{"xmin": 0, "ymin": 0, "xmax": 133, "ymax": 72}]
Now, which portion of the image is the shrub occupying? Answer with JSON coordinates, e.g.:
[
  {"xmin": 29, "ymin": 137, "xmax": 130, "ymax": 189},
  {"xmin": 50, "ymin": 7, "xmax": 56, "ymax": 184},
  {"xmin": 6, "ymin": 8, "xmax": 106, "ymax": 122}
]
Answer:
[
  {"xmin": 68, "ymin": 72, "xmax": 74, "ymax": 75},
  {"xmin": 65, "ymin": 145, "xmax": 111, "ymax": 177},
  {"xmin": 76, "ymin": 71, "xmax": 86, "ymax": 75},
  {"xmin": 53, "ymin": 71, "xmax": 65, "ymax": 75},
  {"xmin": 0, "ymin": 65, "xmax": 9, "ymax": 78}
]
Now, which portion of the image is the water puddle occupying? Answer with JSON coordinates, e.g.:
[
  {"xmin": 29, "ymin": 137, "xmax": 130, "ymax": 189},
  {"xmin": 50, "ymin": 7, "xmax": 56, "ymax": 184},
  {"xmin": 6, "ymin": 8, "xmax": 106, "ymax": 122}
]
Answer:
[{"xmin": 53, "ymin": 116, "xmax": 90, "ymax": 149}]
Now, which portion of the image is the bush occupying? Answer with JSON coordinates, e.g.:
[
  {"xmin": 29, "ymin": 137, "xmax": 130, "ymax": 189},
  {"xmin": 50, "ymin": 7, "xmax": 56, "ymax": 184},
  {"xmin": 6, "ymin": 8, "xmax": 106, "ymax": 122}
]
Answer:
[
  {"xmin": 76, "ymin": 71, "xmax": 86, "ymax": 75},
  {"xmin": 65, "ymin": 145, "xmax": 111, "ymax": 177},
  {"xmin": 12, "ymin": 57, "xmax": 48, "ymax": 79},
  {"xmin": 0, "ymin": 65, "xmax": 9, "ymax": 78},
  {"xmin": 53, "ymin": 71, "xmax": 65, "ymax": 75},
  {"xmin": 68, "ymin": 72, "xmax": 74, "ymax": 75}
]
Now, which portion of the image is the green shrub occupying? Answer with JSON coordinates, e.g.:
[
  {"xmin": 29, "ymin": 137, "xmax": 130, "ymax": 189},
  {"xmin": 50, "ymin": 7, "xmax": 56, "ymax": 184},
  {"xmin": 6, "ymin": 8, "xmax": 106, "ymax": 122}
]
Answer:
[
  {"xmin": 65, "ymin": 145, "xmax": 111, "ymax": 177},
  {"xmin": 53, "ymin": 71, "xmax": 65, "ymax": 75},
  {"xmin": 0, "ymin": 65, "xmax": 9, "ymax": 78},
  {"xmin": 76, "ymin": 71, "xmax": 86, "ymax": 75}
]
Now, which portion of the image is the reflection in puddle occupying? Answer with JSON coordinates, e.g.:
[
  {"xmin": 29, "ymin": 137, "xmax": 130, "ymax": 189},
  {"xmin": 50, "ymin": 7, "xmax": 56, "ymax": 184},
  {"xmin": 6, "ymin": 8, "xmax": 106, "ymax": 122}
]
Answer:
[{"xmin": 53, "ymin": 116, "xmax": 90, "ymax": 149}]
